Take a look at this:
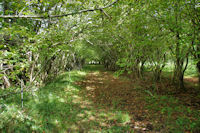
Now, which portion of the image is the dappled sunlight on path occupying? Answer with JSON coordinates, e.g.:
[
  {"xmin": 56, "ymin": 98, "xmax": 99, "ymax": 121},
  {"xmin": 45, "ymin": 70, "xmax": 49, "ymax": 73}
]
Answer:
[
  {"xmin": 30, "ymin": 69, "xmax": 135, "ymax": 132},
  {"xmin": 3, "ymin": 66, "xmax": 198, "ymax": 132},
  {"xmin": 76, "ymin": 71, "xmax": 155, "ymax": 132}
]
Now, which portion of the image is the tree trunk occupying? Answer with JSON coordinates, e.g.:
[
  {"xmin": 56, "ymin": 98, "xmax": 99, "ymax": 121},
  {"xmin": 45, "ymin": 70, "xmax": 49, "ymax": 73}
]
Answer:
[
  {"xmin": 3, "ymin": 75, "xmax": 11, "ymax": 88},
  {"xmin": 173, "ymin": 30, "xmax": 186, "ymax": 90},
  {"xmin": 197, "ymin": 44, "xmax": 200, "ymax": 88},
  {"xmin": 174, "ymin": 59, "xmax": 185, "ymax": 90},
  {"xmin": 154, "ymin": 66, "xmax": 161, "ymax": 82},
  {"xmin": 197, "ymin": 62, "xmax": 200, "ymax": 88},
  {"xmin": 178, "ymin": 71, "xmax": 184, "ymax": 90}
]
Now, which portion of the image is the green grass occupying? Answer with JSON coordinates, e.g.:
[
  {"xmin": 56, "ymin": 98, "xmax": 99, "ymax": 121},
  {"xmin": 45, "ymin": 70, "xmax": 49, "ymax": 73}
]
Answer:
[
  {"xmin": 83, "ymin": 65, "xmax": 105, "ymax": 72},
  {"xmin": 0, "ymin": 66, "xmax": 132, "ymax": 133},
  {"xmin": 0, "ymin": 70, "xmax": 87, "ymax": 132},
  {"xmin": 1, "ymin": 65, "xmax": 200, "ymax": 132},
  {"xmin": 146, "ymin": 94, "xmax": 200, "ymax": 132}
]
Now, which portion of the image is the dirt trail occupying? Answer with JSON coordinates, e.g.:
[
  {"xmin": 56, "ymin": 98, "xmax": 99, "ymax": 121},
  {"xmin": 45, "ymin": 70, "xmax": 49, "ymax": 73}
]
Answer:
[{"xmin": 76, "ymin": 71, "xmax": 155, "ymax": 132}]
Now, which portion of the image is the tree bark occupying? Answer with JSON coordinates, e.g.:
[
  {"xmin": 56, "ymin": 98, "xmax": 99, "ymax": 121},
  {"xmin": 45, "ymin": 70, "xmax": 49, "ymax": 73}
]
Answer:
[
  {"xmin": 197, "ymin": 45, "xmax": 200, "ymax": 88},
  {"xmin": 174, "ymin": 31, "xmax": 186, "ymax": 90},
  {"xmin": 3, "ymin": 75, "xmax": 11, "ymax": 88}
]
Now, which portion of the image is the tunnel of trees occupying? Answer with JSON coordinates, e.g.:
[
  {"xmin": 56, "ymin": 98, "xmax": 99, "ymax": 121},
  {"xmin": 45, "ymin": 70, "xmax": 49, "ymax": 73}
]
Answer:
[{"xmin": 0, "ymin": 0, "xmax": 200, "ymax": 132}]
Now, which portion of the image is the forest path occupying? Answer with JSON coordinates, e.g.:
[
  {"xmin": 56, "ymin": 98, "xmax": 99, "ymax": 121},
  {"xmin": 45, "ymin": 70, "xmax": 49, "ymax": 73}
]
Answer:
[
  {"xmin": 24, "ymin": 65, "xmax": 198, "ymax": 133},
  {"xmin": 29, "ymin": 65, "xmax": 153, "ymax": 133},
  {"xmin": 75, "ymin": 65, "xmax": 200, "ymax": 132},
  {"xmin": 74, "ymin": 66, "xmax": 155, "ymax": 132}
]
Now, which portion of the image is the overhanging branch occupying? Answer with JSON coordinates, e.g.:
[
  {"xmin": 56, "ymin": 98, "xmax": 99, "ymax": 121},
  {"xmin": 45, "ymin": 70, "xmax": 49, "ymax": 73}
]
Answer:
[{"xmin": 0, "ymin": 0, "xmax": 119, "ymax": 19}]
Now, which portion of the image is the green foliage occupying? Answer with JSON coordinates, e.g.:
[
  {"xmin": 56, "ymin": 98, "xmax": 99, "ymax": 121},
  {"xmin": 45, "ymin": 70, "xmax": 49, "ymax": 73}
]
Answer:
[
  {"xmin": 146, "ymin": 95, "xmax": 200, "ymax": 132},
  {"xmin": 0, "ymin": 105, "xmax": 37, "ymax": 132},
  {"xmin": 1, "ymin": 0, "xmax": 200, "ymax": 132},
  {"xmin": 0, "ymin": 69, "xmax": 86, "ymax": 132},
  {"xmin": 0, "ymin": 25, "xmax": 34, "ymax": 86}
]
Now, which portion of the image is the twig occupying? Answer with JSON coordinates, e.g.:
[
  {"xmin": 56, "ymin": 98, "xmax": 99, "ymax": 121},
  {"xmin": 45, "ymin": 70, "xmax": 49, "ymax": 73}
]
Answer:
[
  {"xmin": 0, "ymin": 0, "xmax": 119, "ymax": 19},
  {"xmin": 100, "ymin": 9, "xmax": 111, "ymax": 19}
]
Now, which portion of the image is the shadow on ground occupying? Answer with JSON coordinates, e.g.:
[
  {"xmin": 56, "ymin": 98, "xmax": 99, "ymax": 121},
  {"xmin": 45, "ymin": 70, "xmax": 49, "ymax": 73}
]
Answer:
[{"xmin": 1, "ymin": 65, "xmax": 200, "ymax": 133}]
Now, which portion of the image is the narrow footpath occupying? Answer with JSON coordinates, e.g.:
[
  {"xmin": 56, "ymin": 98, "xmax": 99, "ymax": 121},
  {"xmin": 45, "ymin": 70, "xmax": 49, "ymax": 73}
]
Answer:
[{"xmin": 75, "ymin": 67, "xmax": 158, "ymax": 133}]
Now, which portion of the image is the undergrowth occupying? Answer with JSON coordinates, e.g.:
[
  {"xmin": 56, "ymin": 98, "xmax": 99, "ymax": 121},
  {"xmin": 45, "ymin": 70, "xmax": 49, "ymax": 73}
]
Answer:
[
  {"xmin": 0, "ymin": 66, "xmax": 132, "ymax": 132},
  {"xmin": 146, "ymin": 94, "xmax": 200, "ymax": 132},
  {"xmin": 0, "ymin": 70, "xmax": 87, "ymax": 132},
  {"xmin": 1, "ymin": 65, "xmax": 200, "ymax": 132}
]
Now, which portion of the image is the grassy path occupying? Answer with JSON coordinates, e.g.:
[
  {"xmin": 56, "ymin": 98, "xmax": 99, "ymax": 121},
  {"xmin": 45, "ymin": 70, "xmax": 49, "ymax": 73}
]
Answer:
[
  {"xmin": 1, "ymin": 65, "xmax": 200, "ymax": 132},
  {"xmin": 30, "ymin": 65, "xmax": 139, "ymax": 132}
]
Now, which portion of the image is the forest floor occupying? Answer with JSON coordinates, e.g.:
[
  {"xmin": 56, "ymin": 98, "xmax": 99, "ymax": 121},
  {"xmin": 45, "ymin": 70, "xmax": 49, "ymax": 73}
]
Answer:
[
  {"xmin": 75, "ymin": 65, "xmax": 200, "ymax": 133},
  {"xmin": 1, "ymin": 65, "xmax": 200, "ymax": 132}
]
